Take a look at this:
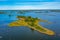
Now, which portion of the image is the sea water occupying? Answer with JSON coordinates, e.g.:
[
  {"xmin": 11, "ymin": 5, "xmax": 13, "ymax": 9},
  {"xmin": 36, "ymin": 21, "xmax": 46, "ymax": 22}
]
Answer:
[{"xmin": 0, "ymin": 10, "xmax": 60, "ymax": 40}]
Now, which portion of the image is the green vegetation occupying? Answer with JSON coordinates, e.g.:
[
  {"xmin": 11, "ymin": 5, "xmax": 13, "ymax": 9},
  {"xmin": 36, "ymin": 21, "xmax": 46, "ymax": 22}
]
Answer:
[
  {"xmin": 17, "ymin": 16, "xmax": 26, "ymax": 18},
  {"xmin": 28, "ymin": 22, "xmax": 35, "ymax": 26},
  {"xmin": 8, "ymin": 16, "xmax": 55, "ymax": 35},
  {"xmin": 35, "ymin": 25, "xmax": 46, "ymax": 32}
]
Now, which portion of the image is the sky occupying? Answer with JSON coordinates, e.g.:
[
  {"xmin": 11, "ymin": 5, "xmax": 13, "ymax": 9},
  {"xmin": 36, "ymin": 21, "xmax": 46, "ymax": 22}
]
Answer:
[
  {"xmin": 0, "ymin": 0, "xmax": 60, "ymax": 2},
  {"xmin": 0, "ymin": 0, "xmax": 60, "ymax": 10}
]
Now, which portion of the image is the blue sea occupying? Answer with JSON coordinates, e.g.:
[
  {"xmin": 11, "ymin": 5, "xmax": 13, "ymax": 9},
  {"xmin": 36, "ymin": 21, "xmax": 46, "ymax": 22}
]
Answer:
[{"xmin": 0, "ymin": 10, "xmax": 60, "ymax": 40}]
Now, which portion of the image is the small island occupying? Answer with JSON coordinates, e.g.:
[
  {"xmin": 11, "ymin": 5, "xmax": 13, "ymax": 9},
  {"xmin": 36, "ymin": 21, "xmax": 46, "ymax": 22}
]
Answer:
[{"xmin": 8, "ymin": 16, "xmax": 55, "ymax": 36}]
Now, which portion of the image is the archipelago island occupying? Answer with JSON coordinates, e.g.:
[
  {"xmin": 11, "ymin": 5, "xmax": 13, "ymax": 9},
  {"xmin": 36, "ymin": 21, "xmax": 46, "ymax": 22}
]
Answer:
[{"xmin": 8, "ymin": 16, "xmax": 55, "ymax": 36}]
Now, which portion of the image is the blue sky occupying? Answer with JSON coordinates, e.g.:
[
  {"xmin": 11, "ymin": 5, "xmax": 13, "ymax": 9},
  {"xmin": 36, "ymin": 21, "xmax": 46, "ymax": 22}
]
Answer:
[
  {"xmin": 0, "ymin": 0, "xmax": 60, "ymax": 2},
  {"xmin": 0, "ymin": 0, "xmax": 60, "ymax": 10}
]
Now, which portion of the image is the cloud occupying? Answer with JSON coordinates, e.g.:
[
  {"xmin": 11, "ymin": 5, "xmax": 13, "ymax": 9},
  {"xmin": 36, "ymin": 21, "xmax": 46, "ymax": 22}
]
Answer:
[{"xmin": 0, "ymin": 2, "xmax": 60, "ymax": 10}]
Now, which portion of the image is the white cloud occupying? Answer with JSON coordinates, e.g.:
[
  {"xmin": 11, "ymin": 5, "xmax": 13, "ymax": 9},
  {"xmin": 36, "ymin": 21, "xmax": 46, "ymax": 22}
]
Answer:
[{"xmin": 0, "ymin": 2, "xmax": 60, "ymax": 10}]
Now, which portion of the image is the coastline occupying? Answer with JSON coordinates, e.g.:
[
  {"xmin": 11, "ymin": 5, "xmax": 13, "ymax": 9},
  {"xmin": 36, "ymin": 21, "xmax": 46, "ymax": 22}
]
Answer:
[{"xmin": 8, "ymin": 20, "xmax": 55, "ymax": 36}]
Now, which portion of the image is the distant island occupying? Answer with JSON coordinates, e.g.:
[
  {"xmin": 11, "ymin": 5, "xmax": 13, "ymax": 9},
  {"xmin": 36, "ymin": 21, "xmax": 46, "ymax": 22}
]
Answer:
[{"xmin": 8, "ymin": 16, "xmax": 55, "ymax": 36}]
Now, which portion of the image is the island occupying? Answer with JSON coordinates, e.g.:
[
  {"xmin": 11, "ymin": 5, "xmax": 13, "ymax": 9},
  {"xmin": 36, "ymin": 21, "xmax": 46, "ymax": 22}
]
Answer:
[{"xmin": 8, "ymin": 16, "xmax": 55, "ymax": 36}]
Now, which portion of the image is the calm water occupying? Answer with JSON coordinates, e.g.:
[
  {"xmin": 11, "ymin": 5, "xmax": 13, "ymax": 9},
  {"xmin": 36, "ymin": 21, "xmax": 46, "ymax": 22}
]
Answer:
[{"xmin": 0, "ymin": 10, "xmax": 60, "ymax": 40}]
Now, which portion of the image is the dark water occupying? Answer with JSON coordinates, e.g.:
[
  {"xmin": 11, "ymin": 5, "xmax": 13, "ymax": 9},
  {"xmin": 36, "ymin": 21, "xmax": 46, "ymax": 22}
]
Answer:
[{"xmin": 0, "ymin": 10, "xmax": 60, "ymax": 40}]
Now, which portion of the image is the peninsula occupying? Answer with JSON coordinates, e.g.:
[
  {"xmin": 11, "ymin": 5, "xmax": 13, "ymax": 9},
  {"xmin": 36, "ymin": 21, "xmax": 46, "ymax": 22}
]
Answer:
[{"xmin": 8, "ymin": 16, "xmax": 55, "ymax": 35}]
